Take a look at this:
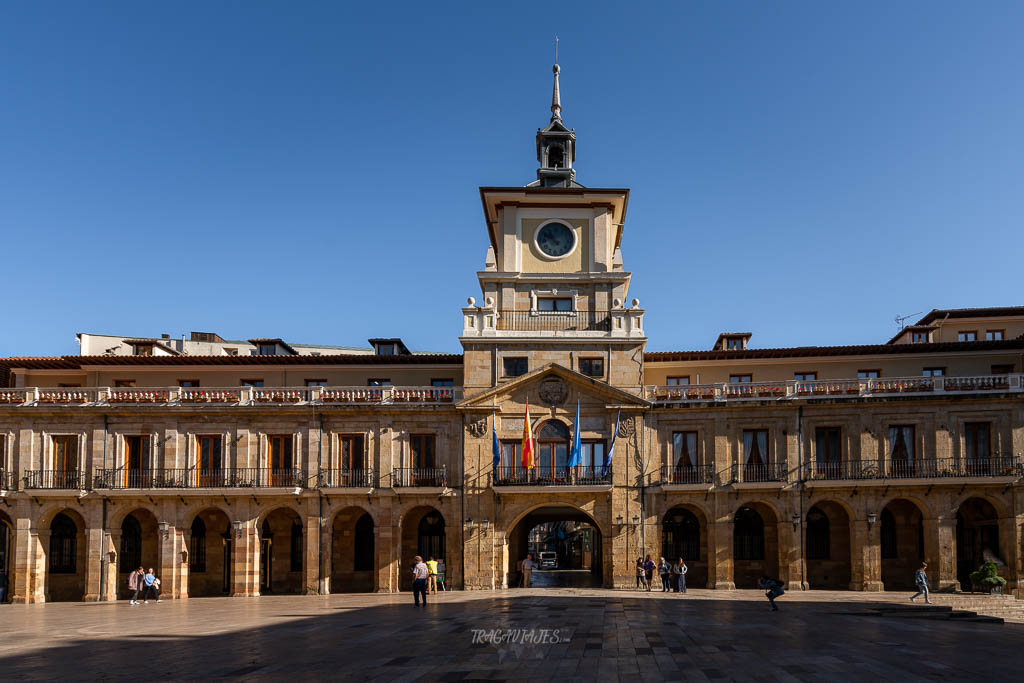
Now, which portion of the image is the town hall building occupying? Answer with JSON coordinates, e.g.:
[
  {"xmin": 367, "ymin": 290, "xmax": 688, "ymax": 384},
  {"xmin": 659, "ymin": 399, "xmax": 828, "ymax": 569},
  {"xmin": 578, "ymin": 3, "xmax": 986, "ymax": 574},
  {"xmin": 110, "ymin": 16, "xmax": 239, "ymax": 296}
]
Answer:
[{"xmin": 1, "ymin": 63, "xmax": 1022, "ymax": 602}]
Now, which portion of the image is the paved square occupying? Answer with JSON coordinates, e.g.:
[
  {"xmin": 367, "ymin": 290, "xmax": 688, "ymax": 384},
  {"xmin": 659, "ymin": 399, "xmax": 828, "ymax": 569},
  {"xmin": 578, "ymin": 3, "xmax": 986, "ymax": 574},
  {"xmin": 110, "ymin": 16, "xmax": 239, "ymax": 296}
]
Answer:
[{"xmin": 0, "ymin": 590, "xmax": 1018, "ymax": 681}]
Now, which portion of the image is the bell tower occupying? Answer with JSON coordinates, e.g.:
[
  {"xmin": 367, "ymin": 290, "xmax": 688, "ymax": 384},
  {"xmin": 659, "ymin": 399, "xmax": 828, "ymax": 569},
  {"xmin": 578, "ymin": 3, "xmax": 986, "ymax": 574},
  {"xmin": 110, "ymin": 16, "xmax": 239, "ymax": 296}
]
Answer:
[
  {"xmin": 460, "ymin": 60, "xmax": 646, "ymax": 395},
  {"xmin": 533, "ymin": 63, "xmax": 578, "ymax": 188}
]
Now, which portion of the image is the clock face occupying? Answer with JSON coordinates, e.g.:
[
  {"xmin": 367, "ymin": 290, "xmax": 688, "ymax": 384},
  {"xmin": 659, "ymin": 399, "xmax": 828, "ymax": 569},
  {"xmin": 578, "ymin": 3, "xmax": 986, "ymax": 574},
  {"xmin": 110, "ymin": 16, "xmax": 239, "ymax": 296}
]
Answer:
[{"xmin": 535, "ymin": 222, "xmax": 576, "ymax": 258}]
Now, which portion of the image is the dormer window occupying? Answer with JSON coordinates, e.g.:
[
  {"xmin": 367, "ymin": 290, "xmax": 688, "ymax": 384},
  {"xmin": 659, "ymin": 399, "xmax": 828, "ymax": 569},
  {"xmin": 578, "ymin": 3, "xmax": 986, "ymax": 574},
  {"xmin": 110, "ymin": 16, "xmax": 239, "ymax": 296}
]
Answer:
[
  {"xmin": 369, "ymin": 338, "xmax": 410, "ymax": 355},
  {"xmin": 713, "ymin": 333, "xmax": 752, "ymax": 351},
  {"xmin": 911, "ymin": 332, "xmax": 929, "ymax": 343},
  {"xmin": 258, "ymin": 343, "xmax": 276, "ymax": 356},
  {"xmin": 377, "ymin": 343, "xmax": 396, "ymax": 355},
  {"xmin": 132, "ymin": 343, "xmax": 154, "ymax": 356},
  {"xmin": 726, "ymin": 339, "xmax": 742, "ymax": 350}
]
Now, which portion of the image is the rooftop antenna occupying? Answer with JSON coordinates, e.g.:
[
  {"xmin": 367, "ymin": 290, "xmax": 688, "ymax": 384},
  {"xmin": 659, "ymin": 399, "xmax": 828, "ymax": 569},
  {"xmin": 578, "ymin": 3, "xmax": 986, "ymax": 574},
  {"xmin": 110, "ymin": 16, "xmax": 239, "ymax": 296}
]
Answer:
[
  {"xmin": 895, "ymin": 311, "xmax": 922, "ymax": 329},
  {"xmin": 555, "ymin": 35, "xmax": 558, "ymax": 64}
]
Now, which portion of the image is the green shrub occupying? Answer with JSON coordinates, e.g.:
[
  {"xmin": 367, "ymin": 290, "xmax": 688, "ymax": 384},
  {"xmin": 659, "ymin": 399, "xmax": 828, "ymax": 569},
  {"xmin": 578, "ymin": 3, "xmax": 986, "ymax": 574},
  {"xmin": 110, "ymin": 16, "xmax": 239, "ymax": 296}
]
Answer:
[{"xmin": 969, "ymin": 561, "xmax": 1007, "ymax": 592}]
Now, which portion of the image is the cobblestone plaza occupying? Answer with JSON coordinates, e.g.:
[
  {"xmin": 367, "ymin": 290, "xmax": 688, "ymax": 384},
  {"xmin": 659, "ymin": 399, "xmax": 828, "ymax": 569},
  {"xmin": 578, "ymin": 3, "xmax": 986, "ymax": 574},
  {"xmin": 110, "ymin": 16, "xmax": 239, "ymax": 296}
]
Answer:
[{"xmin": 0, "ymin": 589, "xmax": 1020, "ymax": 681}]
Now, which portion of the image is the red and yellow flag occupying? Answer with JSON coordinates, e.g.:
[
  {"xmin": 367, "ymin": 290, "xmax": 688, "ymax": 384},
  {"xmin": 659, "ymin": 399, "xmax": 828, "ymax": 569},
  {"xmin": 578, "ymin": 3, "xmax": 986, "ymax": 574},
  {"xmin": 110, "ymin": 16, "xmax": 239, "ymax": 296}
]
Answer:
[{"xmin": 521, "ymin": 398, "xmax": 535, "ymax": 469}]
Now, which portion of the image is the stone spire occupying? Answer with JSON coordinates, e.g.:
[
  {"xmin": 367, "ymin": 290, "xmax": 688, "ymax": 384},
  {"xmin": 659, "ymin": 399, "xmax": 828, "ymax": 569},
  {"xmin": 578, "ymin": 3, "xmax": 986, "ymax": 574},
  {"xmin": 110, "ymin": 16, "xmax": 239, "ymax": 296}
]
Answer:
[{"xmin": 550, "ymin": 63, "xmax": 562, "ymax": 122}]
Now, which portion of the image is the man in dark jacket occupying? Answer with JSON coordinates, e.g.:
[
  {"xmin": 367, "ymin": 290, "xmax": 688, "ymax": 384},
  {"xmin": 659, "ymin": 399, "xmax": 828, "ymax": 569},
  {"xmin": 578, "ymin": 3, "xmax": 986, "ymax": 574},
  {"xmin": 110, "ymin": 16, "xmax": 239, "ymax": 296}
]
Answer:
[{"xmin": 758, "ymin": 575, "xmax": 785, "ymax": 611}]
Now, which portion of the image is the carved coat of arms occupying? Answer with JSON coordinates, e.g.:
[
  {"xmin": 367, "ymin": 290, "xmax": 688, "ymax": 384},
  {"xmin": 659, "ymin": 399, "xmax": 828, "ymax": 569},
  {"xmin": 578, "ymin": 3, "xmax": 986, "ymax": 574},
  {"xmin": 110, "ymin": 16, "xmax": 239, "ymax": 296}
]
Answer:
[
  {"xmin": 538, "ymin": 378, "xmax": 568, "ymax": 406},
  {"xmin": 467, "ymin": 416, "xmax": 488, "ymax": 438}
]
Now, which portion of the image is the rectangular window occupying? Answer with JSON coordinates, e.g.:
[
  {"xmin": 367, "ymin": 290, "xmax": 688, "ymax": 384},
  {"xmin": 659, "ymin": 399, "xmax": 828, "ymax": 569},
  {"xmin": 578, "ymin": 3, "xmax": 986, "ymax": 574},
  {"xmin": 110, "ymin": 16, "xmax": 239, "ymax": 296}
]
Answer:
[
  {"xmin": 258, "ymin": 343, "xmax": 276, "ymax": 356},
  {"xmin": 53, "ymin": 435, "xmax": 78, "ymax": 472},
  {"xmin": 304, "ymin": 379, "xmax": 328, "ymax": 386},
  {"xmin": 223, "ymin": 347, "xmax": 238, "ymax": 356},
  {"xmin": 911, "ymin": 332, "xmax": 929, "ymax": 343},
  {"xmin": 729, "ymin": 374, "xmax": 752, "ymax": 383},
  {"xmin": 410, "ymin": 434, "xmax": 436, "ymax": 469},
  {"xmin": 726, "ymin": 338, "xmax": 743, "ymax": 350},
  {"xmin": 268, "ymin": 435, "xmax": 294, "ymax": 482},
  {"xmin": 672, "ymin": 431, "xmax": 698, "ymax": 468},
  {"xmin": 189, "ymin": 524, "xmax": 207, "ymax": 573},
  {"xmin": 501, "ymin": 442, "xmax": 521, "ymax": 468},
  {"xmin": 922, "ymin": 367, "xmax": 945, "ymax": 377},
  {"xmin": 114, "ymin": 379, "xmax": 136, "ymax": 387},
  {"xmin": 888, "ymin": 425, "xmax": 916, "ymax": 476},
  {"xmin": 124, "ymin": 435, "xmax": 151, "ymax": 487},
  {"xmin": 991, "ymin": 364, "xmax": 1014, "ymax": 375},
  {"xmin": 503, "ymin": 357, "xmax": 528, "ymax": 377},
  {"xmin": 579, "ymin": 358, "xmax": 604, "ymax": 377},
  {"xmin": 580, "ymin": 441, "xmax": 605, "ymax": 470},
  {"xmin": 339, "ymin": 435, "xmax": 365, "ymax": 471},
  {"xmin": 132, "ymin": 344, "xmax": 154, "ymax": 356},
  {"xmin": 742, "ymin": 429, "xmax": 769, "ymax": 467},
  {"xmin": 241, "ymin": 379, "xmax": 264, "ymax": 387},
  {"xmin": 665, "ymin": 376, "xmax": 689, "ymax": 386},
  {"xmin": 794, "ymin": 372, "xmax": 817, "ymax": 381},
  {"xmin": 367, "ymin": 378, "xmax": 392, "ymax": 386},
  {"xmin": 537, "ymin": 297, "xmax": 573, "ymax": 312},
  {"xmin": 985, "ymin": 330, "xmax": 1004, "ymax": 341},
  {"xmin": 178, "ymin": 379, "xmax": 200, "ymax": 387},
  {"xmin": 196, "ymin": 435, "xmax": 223, "ymax": 486},
  {"xmin": 964, "ymin": 422, "xmax": 991, "ymax": 462},
  {"xmin": 957, "ymin": 331, "xmax": 977, "ymax": 342},
  {"xmin": 814, "ymin": 427, "xmax": 842, "ymax": 469},
  {"xmin": 376, "ymin": 343, "xmax": 396, "ymax": 355},
  {"xmin": 857, "ymin": 370, "xmax": 880, "ymax": 379},
  {"xmin": 431, "ymin": 378, "xmax": 454, "ymax": 387},
  {"xmin": 290, "ymin": 521, "xmax": 303, "ymax": 572}
]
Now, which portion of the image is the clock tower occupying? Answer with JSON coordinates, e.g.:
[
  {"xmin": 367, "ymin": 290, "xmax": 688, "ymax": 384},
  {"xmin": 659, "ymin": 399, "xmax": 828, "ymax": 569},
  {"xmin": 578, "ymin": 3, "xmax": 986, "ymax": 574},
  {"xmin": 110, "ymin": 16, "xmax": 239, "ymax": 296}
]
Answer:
[{"xmin": 460, "ymin": 60, "xmax": 646, "ymax": 395}]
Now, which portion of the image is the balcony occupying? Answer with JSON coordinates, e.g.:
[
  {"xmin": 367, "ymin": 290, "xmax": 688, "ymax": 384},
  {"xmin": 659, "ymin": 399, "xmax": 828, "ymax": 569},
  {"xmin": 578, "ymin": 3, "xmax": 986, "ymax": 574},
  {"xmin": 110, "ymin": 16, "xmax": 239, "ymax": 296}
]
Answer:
[
  {"xmin": 885, "ymin": 457, "xmax": 1021, "ymax": 480},
  {"xmin": 93, "ymin": 468, "xmax": 305, "ymax": 489},
  {"xmin": 24, "ymin": 470, "xmax": 84, "ymax": 489},
  {"xmin": 2, "ymin": 385, "xmax": 462, "ymax": 407},
  {"xmin": 317, "ymin": 468, "xmax": 374, "ymax": 488},
  {"xmin": 0, "ymin": 470, "xmax": 16, "ymax": 491},
  {"xmin": 493, "ymin": 465, "xmax": 612, "ymax": 486},
  {"xmin": 731, "ymin": 462, "xmax": 788, "ymax": 484},
  {"xmin": 392, "ymin": 467, "xmax": 447, "ymax": 488},
  {"xmin": 648, "ymin": 374, "xmax": 1023, "ymax": 405},
  {"xmin": 660, "ymin": 464, "xmax": 715, "ymax": 486},
  {"xmin": 804, "ymin": 461, "xmax": 884, "ymax": 481},
  {"xmin": 495, "ymin": 310, "xmax": 611, "ymax": 332}
]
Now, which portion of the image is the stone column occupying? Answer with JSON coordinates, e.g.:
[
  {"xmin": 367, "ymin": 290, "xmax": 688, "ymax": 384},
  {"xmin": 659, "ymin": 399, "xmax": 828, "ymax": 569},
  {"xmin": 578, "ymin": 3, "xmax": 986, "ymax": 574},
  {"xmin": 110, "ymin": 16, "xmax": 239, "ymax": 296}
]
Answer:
[
  {"xmin": 82, "ymin": 524, "xmax": 104, "ymax": 602},
  {"xmin": 231, "ymin": 522, "xmax": 259, "ymax": 597},
  {"xmin": 925, "ymin": 515, "xmax": 957, "ymax": 592},
  {"xmin": 780, "ymin": 518, "xmax": 804, "ymax": 591},
  {"xmin": 303, "ymin": 513, "xmax": 320, "ymax": 595},
  {"xmin": 11, "ymin": 517, "xmax": 43, "ymax": 603},
  {"xmin": 319, "ymin": 519, "xmax": 332, "ymax": 595},
  {"xmin": 105, "ymin": 529, "xmax": 121, "ymax": 601},
  {"xmin": 157, "ymin": 524, "xmax": 185, "ymax": 599},
  {"xmin": 998, "ymin": 513, "xmax": 1019, "ymax": 595},
  {"xmin": 709, "ymin": 517, "xmax": 734, "ymax": 590},
  {"xmin": 375, "ymin": 520, "xmax": 395, "ymax": 593},
  {"xmin": 850, "ymin": 518, "xmax": 883, "ymax": 591},
  {"xmin": 33, "ymin": 529, "xmax": 50, "ymax": 603},
  {"xmin": 179, "ymin": 529, "xmax": 191, "ymax": 600}
]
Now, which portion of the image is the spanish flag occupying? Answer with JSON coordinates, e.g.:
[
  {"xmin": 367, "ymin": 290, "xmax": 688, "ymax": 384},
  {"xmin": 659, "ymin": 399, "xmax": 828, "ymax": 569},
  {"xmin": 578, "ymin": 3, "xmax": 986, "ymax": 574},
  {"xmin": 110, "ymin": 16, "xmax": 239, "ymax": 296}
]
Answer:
[{"xmin": 522, "ymin": 398, "xmax": 535, "ymax": 469}]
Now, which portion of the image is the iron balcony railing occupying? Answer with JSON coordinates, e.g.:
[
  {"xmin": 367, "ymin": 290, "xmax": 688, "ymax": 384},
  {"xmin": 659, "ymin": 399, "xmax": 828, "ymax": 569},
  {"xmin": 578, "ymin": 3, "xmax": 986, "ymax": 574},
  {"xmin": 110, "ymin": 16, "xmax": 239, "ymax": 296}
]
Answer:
[
  {"xmin": 3, "ymin": 385, "xmax": 462, "ymax": 406},
  {"xmin": 648, "ymin": 374, "xmax": 1023, "ymax": 404},
  {"xmin": 804, "ymin": 461, "xmax": 885, "ymax": 481},
  {"xmin": 392, "ymin": 467, "xmax": 447, "ymax": 487},
  {"xmin": 731, "ymin": 462, "xmax": 789, "ymax": 483},
  {"xmin": 493, "ymin": 465, "xmax": 612, "ymax": 486},
  {"xmin": 496, "ymin": 309, "xmax": 612, "ymax": 332},
  {"xmin": 91, "ymin": 467, "xmax": 305, "ymax": 489},
  {"xmin": 317, "ymin": 468, "xmax": 375, "ymax": 488},
  {"xmin": 94, "ymin": 468, "xmax": 193, "ymax": 489},
  {"xmin": 885, "ymin": 457, "xmax": 1021, "ymax": 479},
  {"xmin": 660, "ymin": 464, "xmax": 715, "ymax": 485},
  {"xmin": 24, "ymin": 470, "xmax": 83, "ymax": 489}
]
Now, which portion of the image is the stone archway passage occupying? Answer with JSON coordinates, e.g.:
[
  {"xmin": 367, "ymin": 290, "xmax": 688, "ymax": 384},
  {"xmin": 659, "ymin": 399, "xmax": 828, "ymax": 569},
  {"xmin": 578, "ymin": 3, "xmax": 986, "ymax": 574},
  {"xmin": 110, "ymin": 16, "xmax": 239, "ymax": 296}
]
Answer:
[
  {"xmin": 188, "ymin": 508, "xmax": 233, "ymax": 597},
  {"xmin": 505, "ymin": 505, "xmax": 603, "ymax": 589},
  {"xmin": 117, "ymin": 509, "xmax": 160, "ymax": 599},
  {"xmin": 880, "ymin": 499, "xmax": 924, "ymax": 590},
  {"xmin": 956, "ymin": 497, "xmax": 1002, "ymax": 590},
  {"xmin": 47, "ymin": 511, "xmax": 87, "ymax": 602},
  {"xmin": 733, "ymin": 503, "xmax": 779, "ymax": 588},
  {"xmin": 331, "ymin": 507, "xmax": 375, "ymax": 593},
  {"xmin": 399, "ymin": 507, "xmax": 446, "ymax": 591},
  {"xmin": 805, "ymin": 501, "xmax": 851, "ymax": 589},
  {"xmin": 661, "ymin": 506, "xmax": 708, "ymax": 588},
  {"xmin": 259, "ymin": 508, "xmax": 304, "ymax": 595}
]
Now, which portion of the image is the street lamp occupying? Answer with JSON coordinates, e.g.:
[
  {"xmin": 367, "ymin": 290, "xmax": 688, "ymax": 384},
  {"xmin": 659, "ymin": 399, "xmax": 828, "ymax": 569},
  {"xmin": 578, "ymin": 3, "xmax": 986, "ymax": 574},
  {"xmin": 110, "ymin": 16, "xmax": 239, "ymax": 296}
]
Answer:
[
  {"xmin": 616, "ymin": 514, "xmax": 624, "ymax": 528},
  {"xmin": 158, "ymin": 521, "xmax": 170, "ymax": 539},
  {"xmin": 466, "ymin": 518, "xmax": 475, "ymax": 532},
  {"xmin": 631, "ymin": 515, "xmax": 640, "ymax": 528},
  {"xmin": 233, "ymin": 520, "xmax": 243, "ymax": 538},
  {"xmin": 480, "ymin": 519, "xmax": 490, "ymax": 533},
  {"xmin": 867, "ymin": 512, "xmax": 878, "ymax": 529},
  {"xmin": 791, "ymin": 513, "xmax": 801, "ymax": 531}
]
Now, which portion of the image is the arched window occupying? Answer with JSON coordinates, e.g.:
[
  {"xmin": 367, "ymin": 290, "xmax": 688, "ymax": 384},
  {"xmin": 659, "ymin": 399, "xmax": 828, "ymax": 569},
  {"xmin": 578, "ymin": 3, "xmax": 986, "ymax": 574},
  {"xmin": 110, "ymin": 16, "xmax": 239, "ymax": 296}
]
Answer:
[
  {"xmin": 662, "ymin": 508, "xmax": 700, "ymax": 561},
  {"xmin": 537, "ymin": 421, "xmax": 570, "ymax": 475},
  {"xmin": 290, "ymin": 520, "xmax": 303, "ymax": 572},
  {"xmin": 49, "ymin": 513, "xmax": 77, "ymax": 574},
  {"xmin": 354, "ymin": 513, "xmax": 374, "ymax": 571},
  {"xmin": 120, "ymin": 515, "xmax": 142, "ymax": 571},
  {"xmin": 806, "ymin": 507, "xmax": 830, "ymax": 560},
  {"xmin": 733, "ymin": 507, "xmax": 764, "ymax": 561},
  {"xmin": 190, "ymin": 517, "xmax": 207, "ymax": 573},
  {"xmin": 547, "ymin": 145, "xmax": 564, "ymax": 168},
  {"xmin": 417, "ymin": 511, "xmax": 445, "ymax": 562}
]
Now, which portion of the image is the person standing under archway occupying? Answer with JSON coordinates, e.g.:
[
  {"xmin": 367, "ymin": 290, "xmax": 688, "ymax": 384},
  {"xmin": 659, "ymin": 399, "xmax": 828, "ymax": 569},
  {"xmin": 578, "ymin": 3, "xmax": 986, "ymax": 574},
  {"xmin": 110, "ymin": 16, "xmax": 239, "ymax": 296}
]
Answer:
[{"xmin": 674, "ymin": 558, "xmax": 688, "ymax": 594}]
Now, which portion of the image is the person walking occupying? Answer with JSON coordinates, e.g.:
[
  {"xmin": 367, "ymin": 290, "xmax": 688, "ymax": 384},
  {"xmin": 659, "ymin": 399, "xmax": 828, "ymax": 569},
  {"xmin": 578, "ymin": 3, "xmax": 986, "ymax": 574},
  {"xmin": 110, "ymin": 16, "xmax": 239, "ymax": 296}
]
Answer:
[
  {"xmin": 674, "ymin": 558, "xmax": 688, "ymax": 594},
  {"xmin": 635, "ymin": 557, "xmax": 644, "ymax": 590},
  {"xmin": 758, "ymin": 575, "xmax": 784, "ymax": 611},
  {"xmin": 0, "ymin": 569, "xmax": 8, "ymax": 603},
  {"xmin": 436, "ymin": 558, "xmax": 446, "ymax": 592},
  {"xmin": 516, "ymin": 557, "xmax": 525, "ymax": 587},
  {"xmin": 910, "ymin": 562, "xmax": 934, "ymax": 604},
  {"xmin": 426, "ymin": 556, "xmax": 439, "ymax": 594},
  {"xmin": 128, "ymin": 566, "xmax": 144, "ymax": 605},
  {"xmin": 143, "ymin": 567, "xmax": 162, "ymax": 603},
  {"xmin": 658, "ymin": 557, "xmax": 672, "ymax": 592},
  {"xmin": 522, "ymin": 553, "xmax": 535, "ymax": 588},
  {"xmin": 643, "ymin": 555, "xmax": 655, "ymax": 592},
  {"xmin": 411, "ymin": 555, "xmax": 429, "ymax": 607}
]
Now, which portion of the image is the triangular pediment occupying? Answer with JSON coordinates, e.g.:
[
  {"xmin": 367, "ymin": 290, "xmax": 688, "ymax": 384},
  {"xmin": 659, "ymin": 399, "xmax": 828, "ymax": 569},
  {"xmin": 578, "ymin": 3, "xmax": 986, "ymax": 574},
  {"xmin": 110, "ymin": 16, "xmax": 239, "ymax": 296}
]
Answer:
[{"xmin": 457, "ymin": 363, "xmax": 649, "ymax": 410}]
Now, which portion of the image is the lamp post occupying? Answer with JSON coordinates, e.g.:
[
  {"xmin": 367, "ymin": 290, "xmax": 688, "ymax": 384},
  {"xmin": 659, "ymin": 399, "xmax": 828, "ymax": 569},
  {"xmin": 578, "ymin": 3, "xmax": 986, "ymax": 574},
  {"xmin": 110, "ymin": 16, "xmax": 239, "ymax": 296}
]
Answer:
[
  {"xmin": 867, "ymin": 512, "xmax": 878, "ymax": 529},
  {"xmin": 158, "ymin": 521, "xmax": 170, "ymax": 540},
  {"xmin": 233, "ymin": 520, "xmax": 243, "ymax": 538}
]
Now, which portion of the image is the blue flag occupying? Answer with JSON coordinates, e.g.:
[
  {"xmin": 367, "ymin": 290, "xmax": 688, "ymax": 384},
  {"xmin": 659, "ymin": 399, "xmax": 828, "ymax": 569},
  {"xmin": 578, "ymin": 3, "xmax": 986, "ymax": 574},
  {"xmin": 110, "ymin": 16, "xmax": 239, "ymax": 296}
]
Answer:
[
  {"xmin": 603, "ymin": 409, "xmax": 619, "ymax": 476},
  {"xmin": 491, "ymin": 410, "xmax": 501, "ymax": 471},
  {"xmin": 567, "ymin": 399, "xmax": 582, "ymax": 467}
]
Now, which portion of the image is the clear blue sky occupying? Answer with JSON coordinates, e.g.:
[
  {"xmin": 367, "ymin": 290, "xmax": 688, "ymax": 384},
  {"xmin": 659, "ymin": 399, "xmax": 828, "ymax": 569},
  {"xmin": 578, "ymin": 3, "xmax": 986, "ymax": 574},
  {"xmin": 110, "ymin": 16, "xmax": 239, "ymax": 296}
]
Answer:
[{"xmin": 2, "ymin": 1, "xmax": 1022, "ymax": 356}]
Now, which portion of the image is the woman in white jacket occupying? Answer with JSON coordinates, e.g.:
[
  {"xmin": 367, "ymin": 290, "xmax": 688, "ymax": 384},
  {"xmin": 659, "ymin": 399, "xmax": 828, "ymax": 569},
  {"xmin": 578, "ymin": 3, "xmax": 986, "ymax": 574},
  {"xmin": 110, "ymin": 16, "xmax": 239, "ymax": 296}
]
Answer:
[{"xmin": 673, "ymin": 558, "xmax": 688, "ymax": 593}]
